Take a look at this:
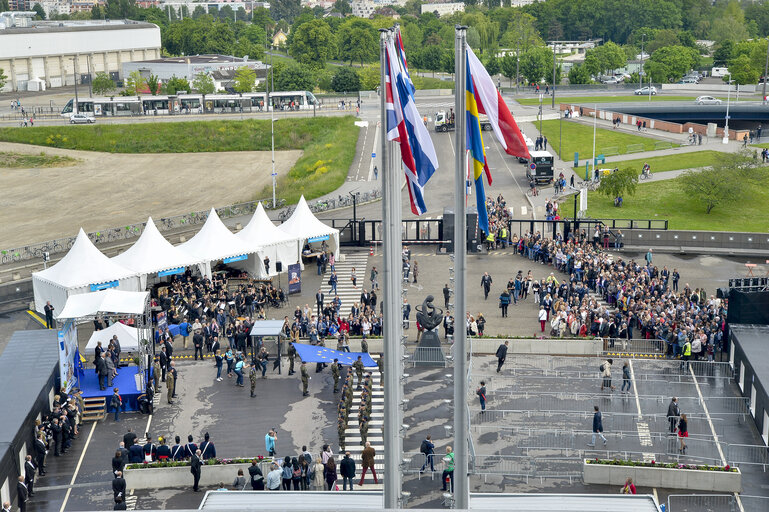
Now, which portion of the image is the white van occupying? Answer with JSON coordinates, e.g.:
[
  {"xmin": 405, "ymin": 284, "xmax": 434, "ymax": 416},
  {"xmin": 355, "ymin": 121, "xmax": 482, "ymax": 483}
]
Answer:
[{"xmin": 711, "ymin": 67, "xmax": 729, "ymax": 78}]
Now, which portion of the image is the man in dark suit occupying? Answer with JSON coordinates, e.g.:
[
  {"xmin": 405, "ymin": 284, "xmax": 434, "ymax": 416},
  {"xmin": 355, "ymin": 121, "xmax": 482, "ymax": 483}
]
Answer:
[
  {"xmin": 50, "ymin": 418, "xmax": 63, "ymax": 456},
  {"xmin": 443, "ymin": 284, "xmax": 451, "ymax": 310},
  {"xmin": 190, "ymin": 449, "xmax": 203, "ymax": 492},
  {"xmin": 16, "ymin": 476, "xmax": 28, "ymax": 512},
  {"xmin": 480, "ymin": 272, "xmax": 493, "ymax": 300},
  {"xmin": 123, "ymin": 429, "xmax": 137, "ymax": 448},
  {"xmin": 143, "ymin": 435, "xmax": 157, "ymax": 462},
  {"xmin": 163, "ymin": 339, "xmax": 173, "ymax": 359},
  {"xmin": 158, "ymin": 347, "xmax": 169, "ymax": 382},
  {"xmin": 360, "ymin": 290, "xmax": 371, "ymax": 308},
  {"xmin": 112, "ymin": 471, "xmax": 126, "ymax": 499},
  {"xmin": 44, "ymin": 301, "xmax": 55, "ymax": 329},
  {"xmin": 316, "ymin": 289, "xmax": 325, "ymax": 317},
  {"xmin": 33, "ymin": 434, "xmax": 46, "ymax": 475},
  {"xmin": 96, "ymin": 354, "xmax": 108, "ymax": 390},
  {"xmin": 169, "ymin": 361, "xmax": 178, "ymax": 398},
  {"xmin": 495, "ymin": 341, "xmax": 509, "ymax": 373},
  {"xmin": 193, "ymin": 331, "xmax": 204, "ymax": 361},
  {"xmin": 23, "ymin": 456, "xmax": 36, "ymax": 497},
  {"xmin": 128, "ymin": 442, "xmax": 143, "ymax": 463}
]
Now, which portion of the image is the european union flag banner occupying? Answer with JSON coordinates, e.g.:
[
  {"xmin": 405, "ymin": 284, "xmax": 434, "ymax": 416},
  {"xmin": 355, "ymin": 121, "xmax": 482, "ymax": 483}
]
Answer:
[{"xmin": 291, "ymin": 342, "xmax": 377, "ymax": 368}]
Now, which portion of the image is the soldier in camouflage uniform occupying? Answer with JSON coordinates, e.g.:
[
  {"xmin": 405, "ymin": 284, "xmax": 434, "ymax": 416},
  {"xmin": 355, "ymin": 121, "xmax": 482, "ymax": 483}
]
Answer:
[
  {"xmin": 249, "ymin": 361, "xmax": 258, "ymax": 398},
  {"xmin": 331, "ymin": 358, "xmax": 340, "ymax": 393},
  {"xmin": 377, "ymin": 353, "xmax": 384, "ymax": 387},
  {"xmin": 338, "ymin": 405, "xmax": 347, "ymax": 451},
  {"xmin": 360, "ymin": 335, "xmax": 369, "ymax": 354},
  {"xmin": 301, "ymin": 361, "xmax": 309, "ymax": 396},
  {"xmin": 353, "ymin": 356, "xmax": 365, "ymax": 390},
  {"xmin": 288, "ymin": 343, "xmax": 297, "ymax": 376}
]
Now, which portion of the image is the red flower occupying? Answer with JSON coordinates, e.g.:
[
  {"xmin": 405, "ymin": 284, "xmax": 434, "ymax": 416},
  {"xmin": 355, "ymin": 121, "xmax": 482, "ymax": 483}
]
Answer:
[
  {"xmin": 651, "ymin": 460, "xmax": 655, "ymax": 465},
  {"xmin": 724, "ymin": 465, "xmax": 730, "ymax": 471}
]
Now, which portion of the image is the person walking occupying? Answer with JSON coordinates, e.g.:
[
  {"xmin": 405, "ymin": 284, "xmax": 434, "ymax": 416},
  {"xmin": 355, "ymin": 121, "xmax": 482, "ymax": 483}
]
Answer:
[
  {"xmin": 166, "ymin": 364, "xmax": 175, "ymax": 404},
  {"xmin": 538, "ymin": 306, "xmax": 548, "ymax": 332},
  {"xmin": 620, "ymin": 361, "xmax": 631, "ymax": 394},
  {"xmin": 678, "ymin": 413, "xmax": 688, "ymax": 453},
  {"xmin": 301, "ymin": 361, "xmax": 310, "ymax": 397},
  {"xmin": 587, "ymin": 405, "xmax": 607, "ymax": 447},
  {"xmin": 495, "ymin": 341, "xmax": 509, "ymax": 373},
  {"xmin": 476, "ymin": 381, "xmax": 487, "ymax": 412},
  {"xmin": 412, "ymin": 261, "xmax": 419, "ymax": 284},
  {"xmin": 312, "ymin": 458, "xmax": 326, "ymax": 490},
  {"xmin": 441, "ymin": 446, "xmax": 454, "ymax": 492},
  {"xmin": 621, "ymin": 477, "xmax": 636, "ymax": 494},
  {"xmin": 190, "ymin": 450, "xmax": 203, "ymax": 492},
  {"xmin": 480, "ymin": 272, "xmax": 493, "ymax": 300},
  {"xmin": 340, "ymin": 452, "xmax": 356, "ymax": 491},
  {"xmin": 499, "ymin": 289, "xmax": 511, "ymax": 317},
  {"xmin": 419, "ymin": 435, "xmax": 435, "ymax": 472},
  {"xmin": 600, "ymin": 358, "xmax": 615, "ymax": 392},
  {"xmin": 358, "ymin": 441, "xmax": 378, "ymax": 485},
  {"xmin": 44, "ymin": 301, "xmax": 55, "ymax": 329},
  {"xmin": 667, "ymin": 397, "xmax": 680, "ymax": 435},
  {"xmin": 443, "ymin": 284, "xmax": 451, "ymax": 310},
  {"xmin": 110, "ymin": 388, "xmax": 122, "ymax": 422},
  {"xmin": 324, "ymin": 457, "xmax": 337, "ymax": 490}
]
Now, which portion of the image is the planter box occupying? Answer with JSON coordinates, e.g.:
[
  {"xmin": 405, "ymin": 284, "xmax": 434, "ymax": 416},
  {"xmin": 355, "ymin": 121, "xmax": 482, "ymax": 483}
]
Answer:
[
  {"xmin": 124, "ymin": 461, "xmax": 272, "ymax": 490},
  {"xmin": 582, "ymin": 460, "xmax": 742, "ymax": 493}
]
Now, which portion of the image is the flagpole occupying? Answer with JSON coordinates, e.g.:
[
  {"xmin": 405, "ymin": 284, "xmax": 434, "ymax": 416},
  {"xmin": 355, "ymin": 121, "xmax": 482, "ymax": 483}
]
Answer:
[
  {"xmin": 453, "ymin": 24, "xmax": 470, "ymax": 510},
  {"xmin": 380, "ymin": 27, "xmax": 403, "ymax": 510}
]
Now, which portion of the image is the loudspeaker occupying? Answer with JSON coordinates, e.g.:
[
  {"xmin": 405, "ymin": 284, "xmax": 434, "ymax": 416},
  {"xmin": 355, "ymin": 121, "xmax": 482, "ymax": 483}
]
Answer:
[{"xmin": 276, "ymin": 262, "xmax": 283, "ymax": 272}]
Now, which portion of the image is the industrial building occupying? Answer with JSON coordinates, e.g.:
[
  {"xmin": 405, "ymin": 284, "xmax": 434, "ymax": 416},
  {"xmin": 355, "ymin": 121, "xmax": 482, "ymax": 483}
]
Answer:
[
  {"xmin": 122, "ymin": 54, "xmax": 269, "ymax": 91},
  {"xmin": 0, "ymin": 13, "xmax": 161, "ymax": 92}
]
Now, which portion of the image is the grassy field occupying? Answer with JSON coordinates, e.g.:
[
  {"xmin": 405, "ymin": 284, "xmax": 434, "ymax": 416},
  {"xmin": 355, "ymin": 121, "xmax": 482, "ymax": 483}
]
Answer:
[
  {"xmin": 0, "ymin": 117, "xmax": 360, "ymax": 205},
  {"xmin": 539, "ymin": 119, "xmax": 661, "ymax": 158},
  {"xmin": 588, "ymin": 150, "xmax": 725, "ymax": 175},
  {"xmin": 515, "ymin": 95, "xmax": 737, "ymax": 106},
  {"xmin": 0, "ymin": 151, "xmax": 79, "ymax": 168},
  {"xmin": 583, "ymin": 178, "xmax": 769, "ymax": 232}
]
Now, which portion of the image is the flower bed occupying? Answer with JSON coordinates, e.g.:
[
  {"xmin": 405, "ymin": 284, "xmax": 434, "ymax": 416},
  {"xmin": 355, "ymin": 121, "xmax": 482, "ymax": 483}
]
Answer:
[
  {"xmin": 583, "ymin": 458, "xmax": 741, "ymax": 492},
  {"xmin": 123, "ymin": 457, "xmax": 273, "ymax": 490}
]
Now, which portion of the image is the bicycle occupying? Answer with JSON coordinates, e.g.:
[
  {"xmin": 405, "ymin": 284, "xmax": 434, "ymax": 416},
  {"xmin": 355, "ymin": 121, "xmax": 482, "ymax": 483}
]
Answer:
[
  {"xmin": 639, "ymin": 170, "xmax": 651, "ymax": 180},
  {"xmin": 526, "ymin": 186, "xmax": 539, "ymax": 197},
  {"xmin": 278, "ymin": 206, "xmax": 295, "ymax": 222}
]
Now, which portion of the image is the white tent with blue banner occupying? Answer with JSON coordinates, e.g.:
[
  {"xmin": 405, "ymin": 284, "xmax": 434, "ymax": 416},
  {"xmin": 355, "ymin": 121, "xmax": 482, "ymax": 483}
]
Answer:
[
  {"xmin": 233, "ymin": 203, "xmax": 301, "ymax": 279},
  {"xmin": 177, "ymin": 208, "xmax": 255, "ymax": 279},
  {"xmin": 111, "ymin": 217, "xmax": 200, "ymax": 288},
  {"xmin": 278, "ymin": 196, "xmax": 339, "ymax": 259},
  {"xmin": 32, "ymin": 229, "xmax": 140, "ymax": 314}
]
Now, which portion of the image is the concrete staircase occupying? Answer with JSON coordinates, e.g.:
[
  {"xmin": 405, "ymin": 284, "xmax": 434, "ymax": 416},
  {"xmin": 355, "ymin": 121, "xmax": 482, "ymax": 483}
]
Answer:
[{"xmin": 343, "ymin": 365, "xmax": 384, "ymax": 491}]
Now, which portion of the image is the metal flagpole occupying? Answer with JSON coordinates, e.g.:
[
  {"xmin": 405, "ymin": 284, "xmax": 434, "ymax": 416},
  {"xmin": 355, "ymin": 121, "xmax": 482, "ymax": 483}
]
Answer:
[
  {"xmin": 453, "ymin": 24, "xmax": 469, "ymax": 510},
  {"xmin": 270, "ymin": 50, "xmax": 276, "ymax": 207},
  {"xmin": 380, "ymin": 28, "xmax": 403, "ymax": 509}
]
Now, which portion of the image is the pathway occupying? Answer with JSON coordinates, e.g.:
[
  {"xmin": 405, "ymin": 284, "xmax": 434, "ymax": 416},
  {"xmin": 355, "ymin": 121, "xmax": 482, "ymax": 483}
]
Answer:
[{"xmin": 343, "ymin": 363, "xmax": 385, "ymax": 490}]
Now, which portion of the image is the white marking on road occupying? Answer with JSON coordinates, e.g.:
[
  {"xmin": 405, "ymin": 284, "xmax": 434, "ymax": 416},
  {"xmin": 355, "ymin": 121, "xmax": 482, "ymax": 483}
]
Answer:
[
  {"xmin": 630, "ymin": 360, "xmax": 655, "ymax": 462},
  {"xmin": 59, "ymin": 420, "xmax": 97, "ymax": 512},
  {"xmin": 629, "ymin": 360, "xmax": 642, "ymax": 418},
  {"xmin": 490, "ymin": 139, "xmax": 527, "ymax": 208},
  {"xmin": 355, "ymin": 124, "xmax": 369, "ymax": 181},
  {"xmin": 734, "ymin": 492, "xmax": 745, "ymax": 512},
  {"xmin": 368, "ymin": 123, "xmax": 380, "ymax": 181},
  {"xmin": 689, "ymin": 365, "xmax": 727, "ymax": 465}
]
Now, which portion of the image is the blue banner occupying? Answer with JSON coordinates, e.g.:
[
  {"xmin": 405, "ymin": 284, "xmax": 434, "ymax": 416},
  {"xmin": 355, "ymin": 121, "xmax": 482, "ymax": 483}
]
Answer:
[
  {"xmin": 223, "ymin": 254, "xmax": 248, "ymax": 263},
  {"xmin": 307, "ymin": 235, "xmax": 329, "ymax": 243},
  {"xmin": 90, "ymin": 280, "xmax": 118, "ymax": 291},
  {"xmin": 291, "ymin": 342, "xmax": 377, "ymax": 367},
  {"xmin": 158, "ymin": 267, "xmax": 184, "ymax": 277},
  {"xmin": 288, "ymin": 263, "xmax": 301, "ymax": 295}
]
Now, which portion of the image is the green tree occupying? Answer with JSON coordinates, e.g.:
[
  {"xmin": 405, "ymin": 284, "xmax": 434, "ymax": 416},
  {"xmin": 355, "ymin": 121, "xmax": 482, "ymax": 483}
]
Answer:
[
  {"xmin": 236, "ymin": 7, "xmax": 247, "ymax": 21},
  {"xmin": 583, "ymin": 42, "xmax": 626, "ymax": 76},
  {"xmin": 645, "ymin": 45, "xmax": 699, "ymax": 82},
  {"xmin": 500, "ymin": 54, "xmax": 518, "ymax": 86},
  {"xmin": 271, "ymin": 0, "xmax": 302, "ymax": 24},
  {"xmin": 0, "ymin": 0, "xmax": 9, "ymax": 12},
  {"xmin": 146, "ymin": 74, "xmax": 160, "ymax": 95},
  {"xmin": 192, "ymin": 72, "xmax": 216, "ymax": 94},
  {"xmin": 358, "ymin": 65, "xmax": 380, "ymax": 90},
  {"xmin": 568, "ymin": 64, "xmax": 592, "ymax": 85},
  {"xmin": 219, "ymin": 5, "xmax": 235, "ymax": 21},
  {"xmin": 251, "ymin": 7, "xmax": 274, "ymax": 30},
  {"xmin": 233, "ymin": 67, "xmax": 257, "ymax": 92},
  {"xmin": 164, "ymin": 75, "xmax": 191, "ymax": 94},
  {"xmin": 519, "ymin": 46, "xmax": 553, "ymax": 85},
  {"xmin": 332, "ymin": 0, "xmax": 351, "ymax": 15},
  {"xmin": 32, "ymin": 3, "xmax": 46, "ymax": 19},
  {"xmin": 414, "ymin": 45, "xmax": 445, "ymax": 76},
  {"xmin": 679, "ymin": 151, "xmax": 764, "ymax": 214},
  {"xmin": 0, "ymin": 68, "xmax": 8, "ymax": 91},
  {"xmin": 92, "ymin": 72, "xmax": 115, "ymax": 95},
  {"xmin": 727, "ymin": 54, "xmax": 759, "ymax": 86},
  {"xmin": 290, "ymin": 19, "xmax": 335, "ymax": 69},
  {"xmin": 331, "ymin": 67, "xmax": 361, "ymax": 92},
  {"xmin": 192, "ymin": 5, "xmax": 206, "ymax": 18},
  {"xmin": 485, "ymin": 55, "xmax": 501, "ymax": 77},
  {"xmin": 274, "ymin": 62, "xmax": 314, "ymax": 90},
  {"xmin": 598, "ymin": 167, "xmax": 638, "ymax": 205},
  {"xmin": 713, "ymin": 40, "xmax": 735, "ymax": 67},
  {"xmin": 124, "ymin": 71, "xmax": 146, "ymax": 95}
]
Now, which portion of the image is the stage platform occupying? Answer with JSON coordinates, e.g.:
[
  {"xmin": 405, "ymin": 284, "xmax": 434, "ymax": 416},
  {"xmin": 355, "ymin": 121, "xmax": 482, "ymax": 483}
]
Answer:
[{"xmin": 79, "ymin": 366, "xmax": 145, "ymax": 411}]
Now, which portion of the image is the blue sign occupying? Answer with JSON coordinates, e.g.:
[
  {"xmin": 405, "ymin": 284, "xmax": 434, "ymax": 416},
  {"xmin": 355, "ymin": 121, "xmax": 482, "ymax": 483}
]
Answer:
[
  {"xmin": 223, "ymin": 254, "xmax": 248, "ymax": 264},
  {"xmin": 90, "ymin": 280, "xmax": 119, "ymax": 292},
  {"xmin": 307, "ymin": 235, "xmax": 329, "ymax": 243},
  {"xmin": 288, "ymin": 263, "xmax": 301, "ymax": 295},
  {"xmin": 158, "ymin": 267, "xmax": 184, "ymax": 277},
  {"xmin": 530, "ymin": 163, "xmax": 537, "ymax": 170},
  {"xmin": 371, "ymin": 152, "xmax": 376, "ymax": 158}
]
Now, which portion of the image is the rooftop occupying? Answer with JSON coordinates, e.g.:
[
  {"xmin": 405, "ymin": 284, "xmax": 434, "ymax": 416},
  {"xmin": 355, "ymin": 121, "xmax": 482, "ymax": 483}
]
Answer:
[{"xmin": 0, "ymin": 19, "xmax": 158, "ymax": 33}]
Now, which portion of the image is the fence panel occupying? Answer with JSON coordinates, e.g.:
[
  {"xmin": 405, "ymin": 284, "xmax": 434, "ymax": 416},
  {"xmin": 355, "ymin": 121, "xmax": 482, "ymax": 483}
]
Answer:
[
  {"xmin": 740, "ymin": 495, "xmax": 769, "ymax": 512},
  {"xmin": 667, "ymin": 494, "xmax": 736, "ymax": 512},
  {"xmin": 726, "ymin": 444, "xmax": 769, "ymax": 470}
]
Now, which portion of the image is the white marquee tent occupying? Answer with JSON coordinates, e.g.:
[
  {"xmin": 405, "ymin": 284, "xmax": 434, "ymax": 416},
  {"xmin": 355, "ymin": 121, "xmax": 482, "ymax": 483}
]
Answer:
[
  {"xmin": 111, "ymin": 217, "xmax": 200, "ymax": 288},
  {"xmin": 233, "ymin": 202, "xmax": 301, "ymax": 278},
  {"xmin": 85, "ymin": 321, "xmax": 140, "ymax": 353},
  {"xmin": 278, "ymin": 196, "xmax": 340, "ymax": 259},
  {"xmin": 32, "ymin": 229, "xmax": 140, "ymax": 314},
  {"xmin": 177, "ymin": 208, "xmax": 255, "ymax": 279},
  {"xmin": 56, "ymin": 289, "xmax": 149, "ymax": 319}
]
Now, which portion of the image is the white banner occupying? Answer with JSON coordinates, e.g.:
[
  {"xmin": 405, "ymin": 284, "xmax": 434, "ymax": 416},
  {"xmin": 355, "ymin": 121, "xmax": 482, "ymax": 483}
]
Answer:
[{"xmin": 57, "ymin": 320, "xmax": 78, "ymax": 393}]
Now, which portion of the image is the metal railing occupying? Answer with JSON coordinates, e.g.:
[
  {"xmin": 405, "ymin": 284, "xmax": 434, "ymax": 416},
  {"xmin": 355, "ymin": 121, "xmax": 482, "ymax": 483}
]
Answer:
[
  {"xmin": 410, "ymin": 346, "xmax": 448, "ymax": 367},
  {"xmin": 667, "ymin": 494, "xmax": 737, "ymax": 512},
  {"xmin": 726, "ymin": 444, "xmax": 769, "ymax": 470},
  {"xmin": 740, "ymin": 495, "xmax": 769, "ymax": 512}
]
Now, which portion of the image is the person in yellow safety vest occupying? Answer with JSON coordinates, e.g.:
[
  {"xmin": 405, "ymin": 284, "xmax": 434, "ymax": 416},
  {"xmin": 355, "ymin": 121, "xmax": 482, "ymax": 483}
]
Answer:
[
  {"xmin": 485, "ymin": 232, "xmax": 495, "ymax": 251},
  {"xmin": 545, "ymin": 272, "xmax": 559, "ymax": 286},
  {"xmin": 500, "ymin": 227, "xmax": 508, "ymax": 247},
  {"xmin": 681, "ymin": 339, "xmax": 692, "ymax": 371}
]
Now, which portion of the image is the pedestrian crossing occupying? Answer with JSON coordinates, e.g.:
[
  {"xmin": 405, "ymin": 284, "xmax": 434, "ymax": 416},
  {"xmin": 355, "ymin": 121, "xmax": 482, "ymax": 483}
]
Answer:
[
  {"xmin": 328, "ymin": 252, "xmax": 370, "ymax": 312},
  {"xmin": 343, "ymin": 365, "xmax": 384, "ymax": 491}
]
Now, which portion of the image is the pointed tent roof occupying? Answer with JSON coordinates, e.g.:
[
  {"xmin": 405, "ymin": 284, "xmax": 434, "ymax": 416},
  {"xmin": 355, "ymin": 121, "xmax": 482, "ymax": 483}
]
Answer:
[
  {"xmin": 278, "ymin": 196, "xmax": 338, "ymax": 240},
  {"xmin": 236, "ymin": 202, "xmax": 297, "ymax": 247},
  {"xmin": 85, "ymin": 320, "xmax": 140, "ymax": 352},
  {"xmin": 178, "ymin": 208, "xmax": 253, "ymax": 262},
  {"xmin": 32, "ymin": 229, "xmax": 137, "ymax": 288},
  {"xmin": 112, "ymin": 217, "xmax": 200, "ymax": 274}
]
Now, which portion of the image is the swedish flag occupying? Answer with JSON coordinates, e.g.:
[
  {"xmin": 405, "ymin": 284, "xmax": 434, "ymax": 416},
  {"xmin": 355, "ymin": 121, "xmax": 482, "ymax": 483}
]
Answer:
[{"xmin": 466, "ymin": 58, "xmax": 491, "ymax": 235}]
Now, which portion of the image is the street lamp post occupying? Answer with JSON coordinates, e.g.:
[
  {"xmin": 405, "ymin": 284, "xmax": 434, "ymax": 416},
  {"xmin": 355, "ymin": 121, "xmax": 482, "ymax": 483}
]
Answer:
[
  {"xmin": 724, "ymin": 78, "xmax": 732, "ymax": 144},
  {"xmin": 763, "ymin": 37, "xmax": 769, "ymax": 102},
  {"xmin": 551, "ymin": 42, "xmax": 557, "ymax": 109},
  {"xmin": 538, "ymin": 93, "xmax": 543, "ymax": 136},
  {"xmin": 639, "ymin": 33, "xmax": 645, "ymax": 90},
  {"xmin": 71, "ymin": 56, "xmax": 79, "ymax": 114},
  {"xmin": 515, "ymin": 39, "xmax": 520, "ymax": 95}
]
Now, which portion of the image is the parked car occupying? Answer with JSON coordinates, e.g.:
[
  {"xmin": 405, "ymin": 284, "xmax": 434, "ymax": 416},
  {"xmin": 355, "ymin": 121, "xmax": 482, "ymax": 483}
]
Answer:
[
  {"xmin": 634, "ymin": 86, "xmax": 657, "ymax": 95},
  {"xmin": 69, "ymin": 113, "xmax": 95, "ymax": 124},
  {"xmin": 601, "ymin": 76, "xmax": 620, "ymax": 84},
  {"xmin": 678, "ymin": 77, "xmax": 698, "ymax": 84},
  {"xmin": 695, "ymin": 96, "xmax": 722, "ymax": 105}
]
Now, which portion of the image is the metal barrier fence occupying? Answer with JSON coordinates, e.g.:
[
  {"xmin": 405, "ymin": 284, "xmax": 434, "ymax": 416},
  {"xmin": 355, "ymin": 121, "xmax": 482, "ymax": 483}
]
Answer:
[
  {"xmin": 410, "ymin": 346, "xmax": 449, "ymax": 367},
  {"xmin": 667, "ymin": 494, "xmax": 737, "ymax": 512},
  {"xmin": 726, "ymin": 444, "xmax": 769, "ymax": 471},
  {"xmin": 740, "ymin": 495, "xmax": 769, "ymax": 512}
]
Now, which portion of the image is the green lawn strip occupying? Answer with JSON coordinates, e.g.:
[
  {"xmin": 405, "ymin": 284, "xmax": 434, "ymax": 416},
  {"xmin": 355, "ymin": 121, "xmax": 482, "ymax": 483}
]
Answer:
[
  {"xmin": 0, "ymin": 117, "xmax": 347, "ymax": 154},
  {"xmin": 516, "ymin": 95, "xmax": 733, "ymax": 106},
  {"xmin": 0, "ymin": 151, "xmax": 79, "ymax": 168},
  {"xmin": 539, "ymin": 119, "xmax": 661, "ymax": 158},
  {"xmin": 751, "ymin": 143, "xmax": 769, "ymax": 149},
  {"xmin": 260, "ymin": 117, "xmax": 360, "ymax": 205},
  {"xmin": 582, "ymin": 179, "xmax": 769, "ymax": 232},
  {"xmin": 585, "ymin": 150, "xmax": 725, "ymax": 174}
]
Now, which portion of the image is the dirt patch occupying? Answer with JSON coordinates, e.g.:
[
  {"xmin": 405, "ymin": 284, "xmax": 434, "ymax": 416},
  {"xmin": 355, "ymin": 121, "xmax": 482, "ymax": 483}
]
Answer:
[{"xmin": 0, "ymin": 141, "xmax": 301, "ymax": 247}]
